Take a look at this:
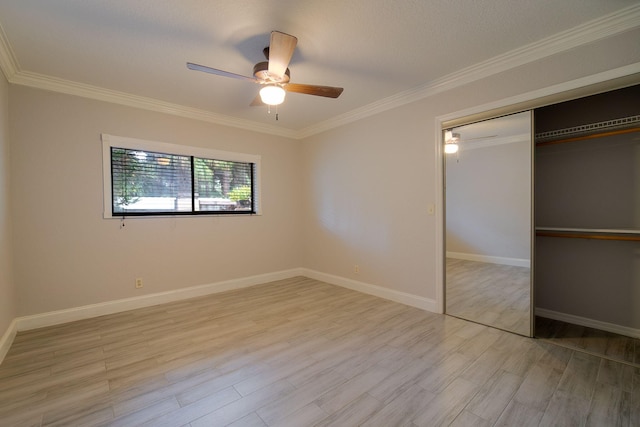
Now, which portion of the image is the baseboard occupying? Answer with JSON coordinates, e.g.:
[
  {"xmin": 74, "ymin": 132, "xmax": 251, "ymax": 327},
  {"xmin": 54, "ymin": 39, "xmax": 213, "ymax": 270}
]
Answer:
[
  {"xmin": 536, "ymin": 308, "xmax": 640, "ymax": 339},
  {"xmin": 15, "ymin": 268, "xmax": 305, "ymax": 332},
  {"xmin": 446, "ymin": 251, "xmax": 530, "ymax": 268},
  {"xmin": 0, "ymin": 318, "xmax": 17, "ymax": 364},
  {"xmin": 7, "ymin": 267, "xmax": 436, "ymax": 354},
  {"xmin": 301, "ymin": 268, "xmax": 438, "ymax": 312}
]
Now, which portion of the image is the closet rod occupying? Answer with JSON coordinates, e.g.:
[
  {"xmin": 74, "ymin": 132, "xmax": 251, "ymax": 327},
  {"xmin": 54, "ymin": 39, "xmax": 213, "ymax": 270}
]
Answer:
[
  {"xmin": 536, "ymin": 126, "xmax": 640, "ymax": 147},
  {"xmin": 536, "ymin": 231, "xmax": 640, "ymax": 241}
]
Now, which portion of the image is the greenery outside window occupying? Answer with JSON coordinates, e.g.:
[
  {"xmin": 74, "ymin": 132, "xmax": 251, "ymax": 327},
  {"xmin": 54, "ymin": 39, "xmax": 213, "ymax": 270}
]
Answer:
[{"xmin": 102, "ymin": 134, "xmax": 261, "ymax": 217}]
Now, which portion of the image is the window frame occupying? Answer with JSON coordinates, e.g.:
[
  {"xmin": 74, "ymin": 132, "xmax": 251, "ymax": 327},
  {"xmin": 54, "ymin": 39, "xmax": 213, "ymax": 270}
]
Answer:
[{"xmin": 102, "ymin": 134, "xmax": 262, "ymax": 218}]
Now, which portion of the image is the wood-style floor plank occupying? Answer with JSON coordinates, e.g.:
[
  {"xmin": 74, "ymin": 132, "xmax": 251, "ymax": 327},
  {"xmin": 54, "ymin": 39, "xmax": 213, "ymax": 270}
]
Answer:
[{"xmin": 0, "ymin": 277, "xmax": 638, "ymax": 426}]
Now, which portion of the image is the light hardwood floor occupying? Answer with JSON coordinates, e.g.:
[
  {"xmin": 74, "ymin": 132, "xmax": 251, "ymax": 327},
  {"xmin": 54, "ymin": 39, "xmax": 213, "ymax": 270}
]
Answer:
[{"xmin": 1, "ymin": 277, "xmax": 638, "ymax": 426}]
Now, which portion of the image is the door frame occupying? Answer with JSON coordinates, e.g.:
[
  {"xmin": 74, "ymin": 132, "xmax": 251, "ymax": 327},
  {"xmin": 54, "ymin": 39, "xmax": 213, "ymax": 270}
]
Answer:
[{"xmin": 433, "ymin": 64, "xmax": 640, "ymax": 317}]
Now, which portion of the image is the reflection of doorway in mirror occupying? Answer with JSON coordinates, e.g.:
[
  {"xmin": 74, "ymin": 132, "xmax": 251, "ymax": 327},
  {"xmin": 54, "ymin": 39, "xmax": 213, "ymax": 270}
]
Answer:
[{"xmin": 444, "ymin": 110, "xmax": 532, "ymax": 336}]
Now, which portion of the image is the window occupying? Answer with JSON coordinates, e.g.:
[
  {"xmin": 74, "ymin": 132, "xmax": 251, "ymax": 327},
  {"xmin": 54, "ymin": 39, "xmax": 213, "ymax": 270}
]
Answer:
[{"xmin": 102, "ymin": 134, "xmax": 260, "ymax": 217}]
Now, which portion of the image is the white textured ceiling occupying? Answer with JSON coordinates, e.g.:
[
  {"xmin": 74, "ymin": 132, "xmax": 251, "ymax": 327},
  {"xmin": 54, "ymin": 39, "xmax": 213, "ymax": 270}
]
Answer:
[{"xmin": 0, "ymin": 0, "xmax": 638, "ymax": 137}]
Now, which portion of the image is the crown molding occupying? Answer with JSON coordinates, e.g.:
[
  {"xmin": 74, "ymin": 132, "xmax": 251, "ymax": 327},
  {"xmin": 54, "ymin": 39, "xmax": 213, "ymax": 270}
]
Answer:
[
  {"xmin": 297, "ymin": 3, "xmax": 640, "ymax": 138},
  {"xmin": 9, "ymin": 71, "xmax": 299, "ymax": 139},
  {"xmin": 0, "ymin": 4, "xmax": 639, "ymax": 140},
  {"xmin": 0, "ymin": 20, "xmax": 298, "ymax": 139},
  {"xmin": 0, "ymin": 22, "xmax": 18, "ymax": 81}
]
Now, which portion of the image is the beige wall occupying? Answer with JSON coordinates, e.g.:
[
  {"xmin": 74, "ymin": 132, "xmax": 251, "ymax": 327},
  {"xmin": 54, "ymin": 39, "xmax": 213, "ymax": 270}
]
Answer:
[
  {"xmin": 9, "ymin": 86, "xmax": 303, "ymax": 316},
  {"xmin": 302, "ymin": 103, "xmax": 440, "ymax": 298},
  {"xmin": 0, "ymin": 72, "xmax": 15, "ymax": 333}
]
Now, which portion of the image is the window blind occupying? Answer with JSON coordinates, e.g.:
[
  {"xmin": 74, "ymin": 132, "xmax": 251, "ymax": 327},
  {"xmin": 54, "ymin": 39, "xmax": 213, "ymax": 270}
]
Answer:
[{"xmin": 111, "ymin": 147, "xmax": 254, "ymax": 215}]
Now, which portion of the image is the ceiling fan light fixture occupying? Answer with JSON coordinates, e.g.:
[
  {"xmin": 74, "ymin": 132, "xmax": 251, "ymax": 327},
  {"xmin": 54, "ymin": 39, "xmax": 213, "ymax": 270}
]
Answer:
[{"xmin": 259, "ymin": 84, "xmax": 286, "ymax": 105}]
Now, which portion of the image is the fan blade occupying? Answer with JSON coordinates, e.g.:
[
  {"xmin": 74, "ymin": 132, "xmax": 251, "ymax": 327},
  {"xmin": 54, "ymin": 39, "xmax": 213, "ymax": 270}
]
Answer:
[
  {"xmin": 187, "ymin": 62, "xmax": 258, "ymax": 83},
  {"xmin": 284, "ymin": 83, "xmax": 344, "ymax": 98},
  {"xmin": 250, "ymin": 94, "xmax": 264, "ymax": 107},
  {"xmin": 268, "ymin": 31, "xmax": 297, "ymax": 81}
]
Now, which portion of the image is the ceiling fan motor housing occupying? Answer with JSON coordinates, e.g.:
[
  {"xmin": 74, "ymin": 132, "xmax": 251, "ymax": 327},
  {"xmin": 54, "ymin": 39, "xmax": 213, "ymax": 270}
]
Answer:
[{"xmin": 253, "ymin": 61, "xmax": 290, "ymax": 83}]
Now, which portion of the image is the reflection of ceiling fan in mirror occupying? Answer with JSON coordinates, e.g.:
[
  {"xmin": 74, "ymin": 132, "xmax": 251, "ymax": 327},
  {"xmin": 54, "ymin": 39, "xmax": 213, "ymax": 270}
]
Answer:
[{"xmin": 187, "ymin": 31, "xmax": 344, "ymax": 111}]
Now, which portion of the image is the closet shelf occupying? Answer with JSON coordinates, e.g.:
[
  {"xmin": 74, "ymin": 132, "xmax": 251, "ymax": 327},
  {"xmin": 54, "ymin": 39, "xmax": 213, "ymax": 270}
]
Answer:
[
  {"xmin": 536, "ymin": 227, "xmax": 640, "ymax": 241},
  {"xmin": 535, "ymin": 126, "xmax": 640, "ymax": 147}
]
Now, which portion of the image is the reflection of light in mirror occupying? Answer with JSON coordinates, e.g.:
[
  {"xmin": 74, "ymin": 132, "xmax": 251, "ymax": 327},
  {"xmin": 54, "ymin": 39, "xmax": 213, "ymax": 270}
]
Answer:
[
  {"xmin": 444, "ymin": 130, "xmax": 460, "ymax": 154},
  {"xmin": 444, "ymin": 143, "xmax": 459, "ymax": 154}
]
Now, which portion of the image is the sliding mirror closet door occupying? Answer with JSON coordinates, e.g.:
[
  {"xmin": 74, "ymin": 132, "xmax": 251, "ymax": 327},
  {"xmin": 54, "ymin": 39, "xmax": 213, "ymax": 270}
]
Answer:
[{"xmin": 444, "ymin": 111, "xmax": 533, "ymax": 336}]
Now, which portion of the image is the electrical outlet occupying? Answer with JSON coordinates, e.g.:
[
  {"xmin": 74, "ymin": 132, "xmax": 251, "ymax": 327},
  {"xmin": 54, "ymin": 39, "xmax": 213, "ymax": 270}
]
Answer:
[
  {"xmin": 354, "ymin": 265, "xmax": 360, "ymax": 274},
  {"xmin": 135, "ymin": 278, "xmax": 143, "ymax": 289}
]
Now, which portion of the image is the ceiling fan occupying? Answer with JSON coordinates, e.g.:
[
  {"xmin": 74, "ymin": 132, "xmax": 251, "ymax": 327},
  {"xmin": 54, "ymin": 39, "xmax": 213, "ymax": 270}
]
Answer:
[{"xmin": 187, "ymin": 31, "xmax": 344, "ymax": 108}]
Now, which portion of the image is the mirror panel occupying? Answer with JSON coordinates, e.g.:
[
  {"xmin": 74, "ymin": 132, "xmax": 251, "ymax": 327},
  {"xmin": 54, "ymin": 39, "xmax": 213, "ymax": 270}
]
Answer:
[{"xmin": 445, "ymin": 111, "xmax": 533, "ymax": 336}]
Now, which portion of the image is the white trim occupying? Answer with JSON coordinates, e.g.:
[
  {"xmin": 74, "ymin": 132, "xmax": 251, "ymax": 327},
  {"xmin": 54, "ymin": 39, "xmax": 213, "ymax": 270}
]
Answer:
[
  {"xmin": 4, "ymin": 268, "xmax": 638, "ymax": 366},
  {"xmin": 102, "ymin": 134, "xmax": 262, "ymax": 164},
  {"xmin": 0, "ymin": 6, "xmax": 638, "ymax": 138},
  {"xmin": 0, "ymin": 318, "xmax": 17, "ymax": 365},
  {"xmin": 434, "ymin": 129, "xmax": 445, "ymax": 314},
  {"xmin": 446, "ymin": 252, "xmax": 530, "ymax": 268},
  {"xmin": 436, "ymin": 64, "xmax": 640, "ymax": 127},
  {"xmin": 536, "ymin": 308, "xmax": 640, "ymax": 339},
  {"xmin": 14, "ymin": 269, "xmax": 304, "ymax": 332},
  {"xmin": 293, "ymin": 5, "xmax": 640, "ymax": 138},
  {"xmin": 12, "ymin": 70, "xmax": 299, "ymax": 139},
  {"xmin": 301, "ymin": 268, "xmax": 438, "ymax": 312},
  {"xmin": 0, "ymin": 22, "xmax": 17, "ymax": 81},
  {"xmin": 0, "ymin": 268, "xmax": 436, "ymax": 365},
  {"xmin": 8, "ymin": 267, "xmax": 437, "ymax": 335},
  {"xmin": 101, "ymin": 134, "xmax": 262, "ymax": 218}
]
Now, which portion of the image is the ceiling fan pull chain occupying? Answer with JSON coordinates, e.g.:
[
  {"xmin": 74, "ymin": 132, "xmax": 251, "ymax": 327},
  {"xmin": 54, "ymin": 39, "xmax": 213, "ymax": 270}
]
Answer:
[{"xmin": 266, "ymin": 104, "xmax": 279, "ymax": 121}]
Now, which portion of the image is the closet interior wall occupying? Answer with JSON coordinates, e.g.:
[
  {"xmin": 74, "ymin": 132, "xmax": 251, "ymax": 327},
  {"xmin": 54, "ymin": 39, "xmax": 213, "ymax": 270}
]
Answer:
[{"xmin": 534, "ymin": 84, "xmax": 640, "ymax": 335}]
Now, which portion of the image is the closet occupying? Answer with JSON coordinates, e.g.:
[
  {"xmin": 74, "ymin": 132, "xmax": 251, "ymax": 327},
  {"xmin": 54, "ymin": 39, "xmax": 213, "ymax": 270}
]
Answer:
[{"xmin": 533, "ymin": 84, "xmax": 640, "ymax": 364}]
